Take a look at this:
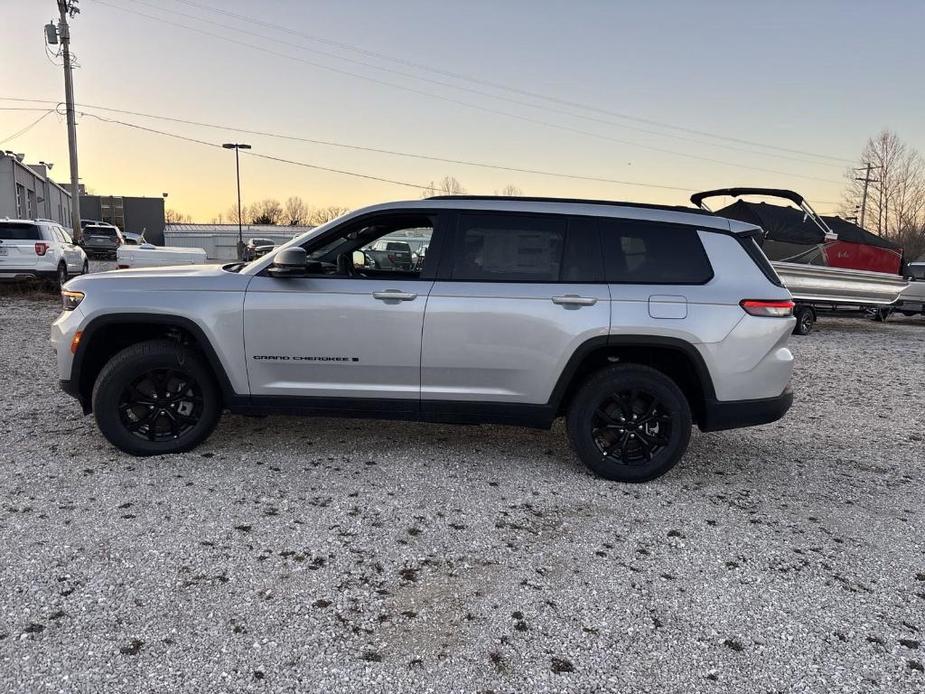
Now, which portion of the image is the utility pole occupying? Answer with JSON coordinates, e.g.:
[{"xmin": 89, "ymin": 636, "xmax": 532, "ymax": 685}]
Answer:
[
  {"xmin": 55, "ymin": 0, "xmax": 82, "ymax": 242},
  {"xmin": 854, "ymin": 162, "xmax": 880, "ymax": 231},
  {"xmin": 222, "ymin": 143, "xmax": 251, "ymax": 259}
]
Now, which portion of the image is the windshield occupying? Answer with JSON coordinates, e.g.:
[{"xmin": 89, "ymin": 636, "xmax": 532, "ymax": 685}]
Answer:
[{"xmin": 0, "ymin": 222, "xmax": 40, "ymax": 240}]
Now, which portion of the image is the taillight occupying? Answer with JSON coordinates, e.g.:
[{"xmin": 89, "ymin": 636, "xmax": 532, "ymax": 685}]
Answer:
[
  {"xmin": 35, "ymin": 242, "xmax": 49, "ymax": 256},
  {"xmin": 740, "ymin": 299, "xmax": 795, "ymax": 317}
]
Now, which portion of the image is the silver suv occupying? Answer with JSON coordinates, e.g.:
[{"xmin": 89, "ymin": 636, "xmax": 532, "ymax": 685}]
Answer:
[{"xmin": 51, "ymin": 196, "xmax": 795, "ymax": 481}]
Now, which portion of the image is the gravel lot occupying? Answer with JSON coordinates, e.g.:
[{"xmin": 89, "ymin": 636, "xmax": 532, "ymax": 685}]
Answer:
[{"xmin": 0, "ymin": 268, "xmax": 923, "ymax": 693}]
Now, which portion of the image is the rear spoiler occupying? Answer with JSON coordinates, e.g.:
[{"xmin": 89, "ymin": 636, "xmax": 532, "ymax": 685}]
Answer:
[{"xmin": 691, "ymin": 187, "xmax": 838, "ymax": 241}]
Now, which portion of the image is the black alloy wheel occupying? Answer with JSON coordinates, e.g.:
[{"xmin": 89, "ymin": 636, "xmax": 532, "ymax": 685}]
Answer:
[
  {"xmin": 118, "ymin": 368, "xmax": 204, "ymax": 442},
  {"xmin": 92, "ymin": 339, "xmax": 221, "ymax": 456},
  {"xmin": 567, "ymin": 364, "xmax": 692, "ymax": 482},
  {"xmin": 591, "ymin": 389, "xmax": 673, "ymax": 465}
]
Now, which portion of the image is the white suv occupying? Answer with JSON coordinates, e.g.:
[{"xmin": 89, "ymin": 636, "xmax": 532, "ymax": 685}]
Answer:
[
  {"xmin": 51, "ymin": 196, "xmax": 795, "ymax": 482},
  {"xmin": 0, "ymin": 219, "xmax": 88, "ymax": 287}
]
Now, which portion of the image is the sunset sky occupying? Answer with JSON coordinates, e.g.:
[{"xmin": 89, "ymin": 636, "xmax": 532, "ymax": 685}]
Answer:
[{"xmin": 1, "ymin": 0, "xmax": 923, "ymax": 222}]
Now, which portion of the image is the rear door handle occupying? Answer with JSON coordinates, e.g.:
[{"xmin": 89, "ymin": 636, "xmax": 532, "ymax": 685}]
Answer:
[
  {"xmin": 552, "ymin": 294, "xmax": 597, "ymax": 306},
  {"xmin": 372, "ymin": 289, "xmax": 418, "ymax": 302}
]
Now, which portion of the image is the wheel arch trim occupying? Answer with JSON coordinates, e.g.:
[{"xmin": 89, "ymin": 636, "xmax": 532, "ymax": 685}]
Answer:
[
  {"xmin": 72, "ymin": 312, "xmax": 237, "ymax": 409},
  {"xmin": 548, "ymin": 334, "xmax": 718, "ymax": 411}
]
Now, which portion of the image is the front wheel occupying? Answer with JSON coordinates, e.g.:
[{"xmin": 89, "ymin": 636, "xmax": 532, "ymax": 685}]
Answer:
[
  {"xmin": 92, "ymin": 339, "xmax": 221, "ymax": 456},
  {"xmin": 567, "ymin": 364, "xmax": 692, "ymax": 482}
]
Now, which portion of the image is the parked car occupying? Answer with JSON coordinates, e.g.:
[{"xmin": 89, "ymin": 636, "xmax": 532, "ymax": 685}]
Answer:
[
  {"xmin": 80, "ymin": 223, "xmax": 124, "ymax": 259},
  {"xmin": 365, "ymin": 234, "xmax": 429, "ymax": 270},
  {"xmin": 116, "ymin": 243, "xmax": 208, "ymax": 269},
  {"xmin": 123, "ymin": 231, "xmax": 146, "ymax": 246},
  {"xmin": 51, "ymin": 196, "xmax": 795, "ymax": 482},
  {"xmin": 0, "ymin": 219, "xmax": 88, "ymax": 288},
  {"xmin": 243, "ymin": 237, "xmax": 276, "ymax": 261},
  {"xmin": 877, "ymin": 263, "xmax": 925, "ymax": 319}
]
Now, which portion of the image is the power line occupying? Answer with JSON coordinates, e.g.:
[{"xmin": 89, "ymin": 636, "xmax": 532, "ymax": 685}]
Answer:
[
  {"xmin": 76, "ymin": 110, "xmax": 433, "ymax": 190},
  {"xmin": 3, "ymin": 103, "xmax": 841, "ymax": 211},
  {"xmin": 85, "ymin": 0, "xmax": 844, "ymax": 186},
  {"xmin": 12, "ymin": 98, "xmax": 689, "ymax": 192},
  {"xmin": 170, "ymin": 0, "xmax": 853, "ymax": 165},
  {"xmin": 0, "ymin": 97, "xmax": 848, "ymax": 198},
  {"xmin": 0, "ymin": 109, "xmax": 56, "ymax": 146},
  {"xmin": 118, "ymin": 0, "xmax": 845, "ymax": 170}
]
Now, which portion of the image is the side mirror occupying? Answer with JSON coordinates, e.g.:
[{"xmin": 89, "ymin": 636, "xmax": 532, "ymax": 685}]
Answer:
[
  {"xmin": 268, "ymin": 247, "xmax": 308, "ymax": 278},
  {"xmin": 352, "ymin": 250, "xmax": 366, "ymax": 268}
]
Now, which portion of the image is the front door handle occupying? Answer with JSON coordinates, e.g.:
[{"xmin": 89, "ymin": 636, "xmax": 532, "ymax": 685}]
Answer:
[
  {"xmin": 552, "ymin": 294, "xmax": 598, "ymax": 306},
  {"xmin": 372, "ymin": 289, "xmax": 418, "ymax": 302}
]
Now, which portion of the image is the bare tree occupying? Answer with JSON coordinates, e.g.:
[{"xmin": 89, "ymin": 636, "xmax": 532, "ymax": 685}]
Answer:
[
  {"xmin": 226, "ymin": 205, "xmax": 243, "ymax": 225},
  {"xmin": 283, "ymin": 196, "xmax": 310, "ymax": 225},
  {"xmin": 495, "ymin": 184, "xmax": 523, "ymax": 197},
  {"xmin": 248, "ymin": 199, "xmax": 284, "ymax": 225},
  {"xmin": 309, "ymin": 205, "xmax": 350, "ymax": 225},
  {"xmin": 421, "ymin": 176, "xmax": 466, "ymax": 198},
  {"xmin": 165, "ymin": 209, "xmax": 191, "ymax": 224},
  {"xmin": 842, "ymin": 130, "xmax": 925, "ymax": 263},
  {"xmin": 843, "ymin": 130, "xmax": 925, "ymax": 238}
]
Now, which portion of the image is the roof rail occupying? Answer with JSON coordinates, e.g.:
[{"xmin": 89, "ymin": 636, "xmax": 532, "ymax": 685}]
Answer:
[{"xmin": 425, "ymin": 194, "xmax": 711, "ymax": 215}]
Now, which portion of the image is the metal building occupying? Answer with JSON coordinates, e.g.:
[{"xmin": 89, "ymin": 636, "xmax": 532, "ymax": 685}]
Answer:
[
  {"xmin": 164, "ymin": 223, "xmax": 313, "ymax": 260},
  {"xmin": 80, "ymin": 194, "xmax": 166, "ymax": 245},
  {"xmin": 0, "ymin": 151, "xmax": 73, "ymax": 226}
]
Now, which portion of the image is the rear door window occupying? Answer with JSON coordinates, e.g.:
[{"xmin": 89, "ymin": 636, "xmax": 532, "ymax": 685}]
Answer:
[
  {"xmin": 450, "ymin": 213, "xmax": 566, "ymax": 282},
  {"xmin": 600, "ymin": 219, "xmax": 713, "ymax": 284},
  {"xmin": 0, "ymin": 222, "xmax": 41, "ymax": 240}
]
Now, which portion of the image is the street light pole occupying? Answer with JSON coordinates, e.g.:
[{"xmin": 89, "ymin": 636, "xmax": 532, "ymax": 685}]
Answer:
[{"xmin": 223, "ymin": 143, "xmax": 251, "ymax": 259}]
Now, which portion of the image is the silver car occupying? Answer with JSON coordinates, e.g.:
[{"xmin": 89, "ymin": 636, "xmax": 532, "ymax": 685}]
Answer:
[{"xmin": 51, "ymin": 196, "xmax": 795, "ymax": 482}]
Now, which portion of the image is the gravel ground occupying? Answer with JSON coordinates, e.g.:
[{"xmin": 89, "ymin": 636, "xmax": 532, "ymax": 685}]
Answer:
[{"xmin": 0, "ymin": 271, "xmax": 923, "ymax": 693}]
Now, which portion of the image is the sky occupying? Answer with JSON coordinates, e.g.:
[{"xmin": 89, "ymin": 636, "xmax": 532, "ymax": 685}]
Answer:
[{"xmin": 1, "ymin": 0, "xmax": 923, "ymax": 222}]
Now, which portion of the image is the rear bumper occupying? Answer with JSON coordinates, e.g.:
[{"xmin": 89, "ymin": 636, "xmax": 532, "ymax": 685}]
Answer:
[
  {"xmin": 0, "ymin": 269, "xmax": 57, "ymax": 281},
  {"xmin": 699, "ymin": 386, "xmax": 793, "ymax": 432}
]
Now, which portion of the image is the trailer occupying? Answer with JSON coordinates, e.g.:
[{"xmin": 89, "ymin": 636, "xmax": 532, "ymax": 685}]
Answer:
[{"xmin": 692, "ymin": 188, "xmax": 909, "ymax": 335}]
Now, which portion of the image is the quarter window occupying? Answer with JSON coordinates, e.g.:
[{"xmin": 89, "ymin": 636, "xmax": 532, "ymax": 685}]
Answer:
[
  {"xmin": 601, "ymin": 219, "xmax": 713, "ymax": 284},
  {"xmin": 451, "ymin": 213, "xmax": 566, "ymax": 282}
]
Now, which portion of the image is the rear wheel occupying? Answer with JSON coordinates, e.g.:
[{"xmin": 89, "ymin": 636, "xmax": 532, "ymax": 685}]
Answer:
[
  {"xmin": 792, "ymin": 305, "xmax": 815, "ymax": 335},
  {"xmin": 567, "ymin": 364, "xmax": 692, "ymax": 482},
  {"xmin": 92, "ymin": 339, "xmax": 221, "ymax": 456},
  {"xmin": 54, "ymin": 262, "xmax": 68, "ymax": 291}
]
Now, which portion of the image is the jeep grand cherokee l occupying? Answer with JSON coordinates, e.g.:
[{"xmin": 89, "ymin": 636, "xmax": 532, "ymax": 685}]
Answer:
[{"xmin": 51, "ymin": 196, "xmax": 794, "ymax": 482}]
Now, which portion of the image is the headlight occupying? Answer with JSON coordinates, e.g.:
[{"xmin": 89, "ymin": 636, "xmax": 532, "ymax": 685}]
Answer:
[{"xmin": 61, "ymin": 289, "xmax": 85, "ymax": 311}]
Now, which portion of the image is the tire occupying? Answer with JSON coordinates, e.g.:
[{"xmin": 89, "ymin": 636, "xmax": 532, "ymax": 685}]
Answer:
[
  {"xmin": 53, "ymin": 262, "xmax": 68, "ymax": 291},
  {"xmin": 566, "ymin": 364, "xmax": 692, "ymax": 482},
  {"xmin": 792, "ymin": 306, "xmax": 815, "ymax": 336},
  {"xmin": 92, "ymin": 339, "xmax": 221, "ymax": 456},
  {"xmin": 872, "ymin": 307, "xmax": 891, "ymax": 322}
]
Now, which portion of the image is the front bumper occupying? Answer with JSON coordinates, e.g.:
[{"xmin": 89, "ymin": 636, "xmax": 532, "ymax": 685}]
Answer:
[
  {"xmin": 699, "ymin": 386, "xmax": 793, "ymax": 432},
  {"xmin": 59, "ymin": 378, "xmax": 90, "ymax": 412}
]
